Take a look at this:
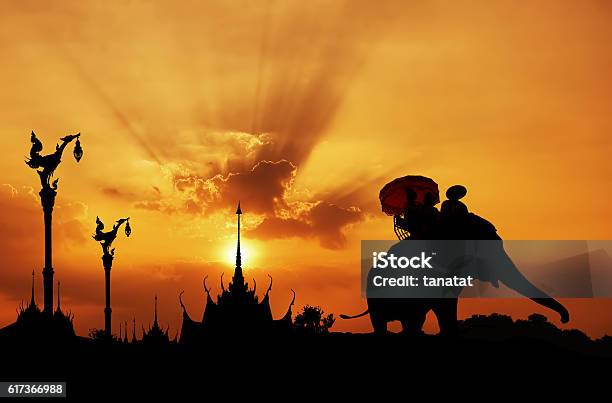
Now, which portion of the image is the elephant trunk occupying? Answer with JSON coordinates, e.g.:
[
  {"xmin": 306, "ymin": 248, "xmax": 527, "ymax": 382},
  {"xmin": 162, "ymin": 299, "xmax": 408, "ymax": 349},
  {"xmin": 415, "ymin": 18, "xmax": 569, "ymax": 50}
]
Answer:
[
  {"xmin": 529, "ymin": 297, "xmax": 570, "ymax": 324},
  {"xmin": 497, "ymin": 254, "xmax": 570, "ymax": 324}
]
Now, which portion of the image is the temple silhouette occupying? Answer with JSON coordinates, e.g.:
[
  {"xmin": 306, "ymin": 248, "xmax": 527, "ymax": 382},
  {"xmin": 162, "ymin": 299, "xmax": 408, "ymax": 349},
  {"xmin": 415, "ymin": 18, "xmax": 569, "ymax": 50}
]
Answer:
[
  {"xmin": 179, "ymin": 202, "xmax": 295, "ymax": 342},
  {"xmin": 0, "ymin": 272, "xmax": 75, "ymax": 343},
  {"xmin": 141, "ymin": 296, "xmax": 172, "ymax": 345}
]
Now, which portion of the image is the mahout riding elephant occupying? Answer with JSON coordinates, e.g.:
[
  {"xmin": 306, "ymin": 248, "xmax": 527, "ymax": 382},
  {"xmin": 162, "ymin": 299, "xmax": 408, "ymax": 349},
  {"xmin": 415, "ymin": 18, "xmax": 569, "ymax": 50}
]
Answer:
[{"xmin": 341, "ymin": 185, "xmax": 570, "ymax": 335}]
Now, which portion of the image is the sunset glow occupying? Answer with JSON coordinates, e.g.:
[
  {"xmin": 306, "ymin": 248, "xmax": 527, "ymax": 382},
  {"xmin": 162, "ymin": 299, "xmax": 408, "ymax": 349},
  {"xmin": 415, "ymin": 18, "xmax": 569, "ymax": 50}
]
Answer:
[
  {"xmin": 223, "ymin": 241, "xmax": 255, "ymax": 268},
  {"xmin": 0, "ymin": 0, "xmax": 611, "ymax": 339}
]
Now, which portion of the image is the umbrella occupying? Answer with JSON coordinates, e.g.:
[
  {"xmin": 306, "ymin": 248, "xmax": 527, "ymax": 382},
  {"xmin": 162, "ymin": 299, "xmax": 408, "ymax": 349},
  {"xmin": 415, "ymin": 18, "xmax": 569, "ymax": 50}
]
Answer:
[{"xmin": 379, "ymin": 175, "xmax": 440, "ymax": 216}]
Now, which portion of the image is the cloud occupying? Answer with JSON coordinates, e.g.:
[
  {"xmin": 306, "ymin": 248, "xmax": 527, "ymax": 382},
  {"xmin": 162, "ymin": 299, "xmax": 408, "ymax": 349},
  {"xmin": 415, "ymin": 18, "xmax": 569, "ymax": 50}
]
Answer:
[
  {"xmin": 134, "ymin": 158, "xmax": 366, "ymax": 249},
  {"xmin": 0, "ymin": 184, "xmax": 91, "ymax": 313},
  {"xmin": 206, "ymin": 159, "xmax": 297, "ymax": 214},
  {"xmin": 249, "ymin": 202, "xmax": 364, "ymax": 249},
  {"xmin": 57, "ymin": 218, "xmax": 88, "ymax": 245},
  {"xmin": 0, "ymin": 184, "xmax": 41, "ymax": 253},
  {"xmin": 0, "ymin": 184, "xmax": 90, "ymax": 253},
  {"xmin": 133, "ymin": 200, "xmax": 177, "ymax": 215},
  {"xmin": 101, "ymin": 187, "xmax": 132, "ymax": 199},
  {"xmin": 169, "ymin": 159, "xmax": 367, "ymax": 249},
  {"xmin": 147, "ymin": 159, "xmax": 296, "ymax": 216}
]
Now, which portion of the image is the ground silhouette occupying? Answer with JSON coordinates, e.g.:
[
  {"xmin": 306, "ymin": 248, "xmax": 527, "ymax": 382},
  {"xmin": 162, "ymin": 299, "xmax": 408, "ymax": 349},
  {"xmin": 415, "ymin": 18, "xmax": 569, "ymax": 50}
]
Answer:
[{"xmin": 1, "ymin": 313, "xmax": 610, "ymax": 399}]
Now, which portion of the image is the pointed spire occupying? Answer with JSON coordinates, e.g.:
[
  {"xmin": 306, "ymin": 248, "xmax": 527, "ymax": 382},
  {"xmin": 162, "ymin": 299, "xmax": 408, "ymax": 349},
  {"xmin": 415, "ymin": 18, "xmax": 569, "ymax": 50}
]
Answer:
[
  {"xmin": 229, "ymin": 201, "xmax": 247, "ymax": 292},
  {"xmin": 132, "ymin": 316, "xmax": 137, "ymax": 343},
  {"xmin": 236, "ymin": 201, "xmax": 242, "ymax": 270},
  {"xmin": 56, "ymin": 281, "xmax": 61, "ymax": 312},
  {"xmin": 119, "ymin": 322, "xmax": 122, "ymax": 340},
  {"xmin": 154, "ymin": 295, "xmax": 158, "ymax": 326},
  {"xmin": 30, "ymin": 270, "xmax": 35, "ymax": 307}
]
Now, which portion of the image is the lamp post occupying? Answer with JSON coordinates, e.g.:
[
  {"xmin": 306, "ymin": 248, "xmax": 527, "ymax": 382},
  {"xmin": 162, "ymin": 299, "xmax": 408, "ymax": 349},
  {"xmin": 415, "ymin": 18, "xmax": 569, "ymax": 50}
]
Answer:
[
  {"xmin": 25, "ymin": 131, "xmax": 83, "ymax": 315},
  {"xmin": 93, "ymin": 216, "xmax": 131, "ymax": 338}
]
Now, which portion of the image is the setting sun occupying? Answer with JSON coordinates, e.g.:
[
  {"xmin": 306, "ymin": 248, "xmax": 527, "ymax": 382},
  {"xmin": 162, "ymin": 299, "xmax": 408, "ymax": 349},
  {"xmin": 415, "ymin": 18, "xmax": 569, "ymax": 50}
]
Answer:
[{"xmin": 223, "ymin": 241, "xmax": 255, "ymax": 267}]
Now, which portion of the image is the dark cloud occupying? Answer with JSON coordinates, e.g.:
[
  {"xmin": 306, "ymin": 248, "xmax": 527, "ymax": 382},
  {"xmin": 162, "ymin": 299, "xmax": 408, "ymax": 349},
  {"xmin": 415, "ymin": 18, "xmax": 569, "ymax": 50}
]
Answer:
[
  {"xmin": 101, "ymin": 187, "xmax": 132, "ymax": 199},
  {"xmin": 308, "ymin": 202, "xmax": 365, "ymax": 249},
  {"xmin": 172, "ymin": 159, "xmax": 296, "ymax": 215},
  {"xmin": 249, "ymin": 202, "xmax": 363, "ymax": 249},
  {"xmin": 247, "ymin": 216, "xmax": 311, "ymax": 239},
  {"xmin": 208, "ymin": 160, "xmax": 296, "ymax": 214},
  {"xmin": 134, "ymin": 158, "xmax": 367, "ymax": 248},
  {"xmin": 165, "ymin": 159, "xmax": 366, "ymax": 248}
]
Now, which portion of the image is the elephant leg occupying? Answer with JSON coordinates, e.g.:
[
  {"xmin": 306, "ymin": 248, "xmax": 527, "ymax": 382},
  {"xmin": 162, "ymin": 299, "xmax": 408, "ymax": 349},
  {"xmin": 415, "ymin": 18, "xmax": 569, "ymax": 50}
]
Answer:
[
  {"xmin": 400, "ymin": 312, "xmax": 426, "ymax": 336},
  {"xmin": 432, "ymin": 298, "xmax": 458, "ymax": 336},
  {"xmin": 370, "ymin": 314, "xmax": 388, "ymax": 335},
  {"xmin": 400, "ymin": 299, "xmax": 428, "ymax": 335}
]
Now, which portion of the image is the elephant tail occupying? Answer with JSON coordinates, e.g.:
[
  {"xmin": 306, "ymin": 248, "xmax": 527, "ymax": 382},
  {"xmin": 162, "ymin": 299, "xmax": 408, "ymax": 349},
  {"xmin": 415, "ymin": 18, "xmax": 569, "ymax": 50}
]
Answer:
[{"xmin": 340, "ymin": 309, "xmax": 369, "ymax": 320}]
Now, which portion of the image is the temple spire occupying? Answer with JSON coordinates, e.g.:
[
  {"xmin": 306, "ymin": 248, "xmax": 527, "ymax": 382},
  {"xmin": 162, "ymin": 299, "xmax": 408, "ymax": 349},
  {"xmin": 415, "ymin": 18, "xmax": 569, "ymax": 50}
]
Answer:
[
  {"xmin": 56, "ymin": 281, "xmax": 61, "ymax": 312},
  {"xmin": 154, "ymin": 295, "xmax": 158, "ymax": 326},
  {"xmin": 132, "ymin": 316, "xmax": 137, "ymax": 343},
  {"xmin": 229, "ymin": 201, "xmax": 246, "ymax": 291},
  {"xmin": 30, "ymin": 270, "xmax": 35, "ymax": 307},
  {"xmin": 236, "ymin": 201, "xmax": 242, "ymax": 270}
]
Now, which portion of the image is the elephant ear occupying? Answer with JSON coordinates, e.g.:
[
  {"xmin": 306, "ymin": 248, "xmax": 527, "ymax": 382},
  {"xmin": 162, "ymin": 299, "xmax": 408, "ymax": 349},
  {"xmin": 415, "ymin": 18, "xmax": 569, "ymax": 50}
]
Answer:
[
  {"xmin": 467, "ymin": 213, "xmax": 499, "ymax": 239},
  {"xmin": 460, "ymin": 249, "xmax": 499, "ymax": 287},
  {"xmin": 434, "ymin": 239, "xmax": 503, "ymax": 287},
  {"xmin": 468, "ymin": 256, "xmax": 501, "ymax": 287}
]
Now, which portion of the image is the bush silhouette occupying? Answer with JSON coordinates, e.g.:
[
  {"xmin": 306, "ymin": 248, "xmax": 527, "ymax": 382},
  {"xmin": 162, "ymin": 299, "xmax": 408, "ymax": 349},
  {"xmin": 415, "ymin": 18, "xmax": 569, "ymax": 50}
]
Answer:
[
  {"xmin": 294, "ymin": 305, "xmax": 335, "ymax": 335},
  {"xmin": 88, "ymin": 328, "xmax": 120, "ymax": 343}
]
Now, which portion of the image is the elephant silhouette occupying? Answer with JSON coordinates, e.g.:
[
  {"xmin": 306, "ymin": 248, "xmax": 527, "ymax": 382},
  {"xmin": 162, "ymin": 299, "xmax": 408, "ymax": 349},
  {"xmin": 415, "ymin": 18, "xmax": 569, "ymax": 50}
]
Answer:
[{"xmin": 341, "ymin": 185, "xmax": 570, "ymax": 335}]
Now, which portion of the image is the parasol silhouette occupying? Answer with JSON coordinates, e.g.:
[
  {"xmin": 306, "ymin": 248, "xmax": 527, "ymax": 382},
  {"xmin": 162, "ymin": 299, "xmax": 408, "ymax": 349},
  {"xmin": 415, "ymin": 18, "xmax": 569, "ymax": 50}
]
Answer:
[
  {"xmin": 379, "ymin": 175, "xmax": 440, "ymax": 216},
  {"xmin": 379, "ymin": 175, "xmax": 440, "ymax": 240}
]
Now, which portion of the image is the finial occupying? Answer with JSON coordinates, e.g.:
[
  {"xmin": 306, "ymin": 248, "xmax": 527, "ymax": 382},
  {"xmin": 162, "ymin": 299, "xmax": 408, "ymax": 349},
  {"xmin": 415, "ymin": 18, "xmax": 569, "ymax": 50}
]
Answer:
[
  {"xmin": 56, "ymin": 281, "xmax": 61, "ymax": 312},
  {"xmin": 30, "ymin": 270, "xmax": 35, "ymax": 306},
  {"xmin": 154, "ymin": 295, "xmax": 158, "ymax": 325},
  {"xmin": 236, "ymin": 201, "xmax": 242, "ymax": 269}
]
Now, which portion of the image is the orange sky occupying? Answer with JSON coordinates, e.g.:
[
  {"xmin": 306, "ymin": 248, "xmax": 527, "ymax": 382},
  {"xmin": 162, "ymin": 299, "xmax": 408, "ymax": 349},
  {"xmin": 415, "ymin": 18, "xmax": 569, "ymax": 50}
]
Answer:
[{"xmin": 1, "ymin": 0, "xmax": 611, "ymax": 338}]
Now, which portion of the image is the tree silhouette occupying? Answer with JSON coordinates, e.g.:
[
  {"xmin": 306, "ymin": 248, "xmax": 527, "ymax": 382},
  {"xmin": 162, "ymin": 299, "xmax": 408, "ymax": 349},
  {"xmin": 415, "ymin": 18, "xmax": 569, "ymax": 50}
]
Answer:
[
  {"xmin": 294, "ymin": 305, "xmax": 335, "ymax": 335},
  {"xmin": 88, "ymin": 328, "xmax": 120, "ymax": 343}
]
